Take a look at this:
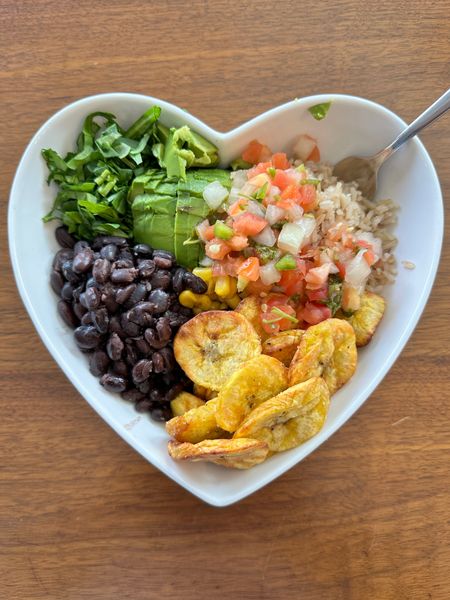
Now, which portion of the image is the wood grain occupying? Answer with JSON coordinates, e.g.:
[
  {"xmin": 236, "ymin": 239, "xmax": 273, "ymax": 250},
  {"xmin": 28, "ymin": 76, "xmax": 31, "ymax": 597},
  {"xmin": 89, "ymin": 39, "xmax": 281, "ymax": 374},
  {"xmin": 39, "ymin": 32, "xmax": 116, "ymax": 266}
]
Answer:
[{"xmin": 1, "ymin": 1, "xmax": 449, "ymax": 598}]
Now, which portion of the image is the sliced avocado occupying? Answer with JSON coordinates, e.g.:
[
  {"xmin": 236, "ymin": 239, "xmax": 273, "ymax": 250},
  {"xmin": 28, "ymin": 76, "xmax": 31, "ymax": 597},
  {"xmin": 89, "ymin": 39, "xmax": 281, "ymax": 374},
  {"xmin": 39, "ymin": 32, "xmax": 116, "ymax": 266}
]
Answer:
[
  {"xmin": 132, "ymin": 193, "xmax": 177, "ymax": 254},
  {"xmin": 174, "ymin": 183, "xmax": 211, "ymax": 268}
]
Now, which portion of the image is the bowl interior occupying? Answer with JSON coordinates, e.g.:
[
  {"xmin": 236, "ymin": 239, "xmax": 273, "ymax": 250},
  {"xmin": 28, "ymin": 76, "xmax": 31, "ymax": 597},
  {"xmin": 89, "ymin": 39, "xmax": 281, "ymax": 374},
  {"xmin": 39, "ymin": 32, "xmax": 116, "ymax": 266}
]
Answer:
[{"xmin": 8, "ymin": 93, "xmax": 443, "ymax": 506}]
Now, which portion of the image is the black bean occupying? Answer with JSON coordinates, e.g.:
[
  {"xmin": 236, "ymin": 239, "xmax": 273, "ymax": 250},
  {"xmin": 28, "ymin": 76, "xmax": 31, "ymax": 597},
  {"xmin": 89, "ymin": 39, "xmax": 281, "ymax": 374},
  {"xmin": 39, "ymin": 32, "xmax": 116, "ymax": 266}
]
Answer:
[
  {"xmin": 74, "ymin": 325, "xmax": 102, "ymax": 349},
  {"xmin": 50, "ymin": 270, "xmax": 64, "ymax": 295},
  {"xmin": 73, "ymin": 302, "xmax": 88, "ymax": 320},
  {"xmin": 91, "ymin": 307, "xmax": 109, "ymax": 333},
  {"xmin": 133, "ymin": 243, "xmax": 153, "ymax": 257},
  {"xmin": 156, "ymin": 317, "xmax": 172, "ymax": 342},
  {"xmin": 150, "ymin": 406, "xmax": 172, "ymax": 422},
  {"xmin": 101, "ymin": 284, "xmax": 119, "ymax": 313},
  {"xmin": 81, "ymin": 312, "xmax": 94, "ymax": 325},
  {"xmin": 135, "ymin": 399, "xmax": 153, "ymax": 413},
  {"xmin": 85, "ymin": 277, "xmax": 98, "ymax": 289},
  {"xmin": 106, "ymin": 332, "xmax": 124, "ymax": 361},
  {"xmin": 147, "ymin": 289, "xmax": 169, "ymax": 313},
  {"xmin": 112, "ymin": 360, "xmax": 128, "ymax": 378},
  {"xmin": 137, "ymin": 380, "xmax": 151, "ymax": 394},
  {"xmin": 150, "ymin": 270, "xmax": 171, "ymax": 290},
  {"xmin": 118, "ymin": 248, "xmax": 134, "ymax": 261},
  {"xmin": 120, "ymin": 314, "xmax": 141, "ymax": 337},
  {"xmin": 127, "ymin": 302, "xmax": 155, "ymax": 327},
  {"xmin": 132, "ymin": 359, "xmax": 153, "ymax": 384},
  {"xmin": 110, "ymin": 267, "xmax": 138, "ymax": 284},
  {"xmin": 165, "ymin": 382, "xmax": 185, "ymax": 402},
  {"xmin": 144, "ymin": 327, "xmax": 168, "ymax": 349},
  {"xmin": 115, "ymin": 284, "xmax": 136, "ymax": 305},
  {"xmin": 183, "ymin": 272, "xmax": 208, "ymax": 294},
  {"xmin": 89, "ymin": 350, "xmax": 110, "ymax": 377},
  {"xmin": 149, "ymin": 388, "xmax": 164, "ymax": 404},
  {"xmin": 73, "ymin": 248, "xmax": 94, "ymax": 273},
  {"xmin": 179, "ymin": 306, "xmax": 193, "ymax": 317},
  {"xmin": 62, "ymin": 260, "xmax": 81, "ymax": 285},
  {"xmin": 135, "ymin": 337, "xmax": 151, "ymax": 355},
  {"xmin": 55, "ymin": 226, "xmax": 76, "ymax": 248},
  {"xmin": 127, "ymin": 283, "xmax": 148, "ymax": 307},
  {"xmin": 152, "ymin": 352, "xmax": 165, "ymax": 373},
  {"xmin": 57, "ymin": 300, "xmax": 78, "ymax": 328},
  {"xmin": 124, "ymin": 342, "xmax": 139, "ymax": 367},
  {"xmin": 92, "ymin": 236, "xmax": 128, "ymax": 250},
  {"xmin": 109, "ymin": 315, "xmax": 125, "ymax": 337},
  {"xmin": 159, "ymin": 346, "xmax": 175, "ymax": 371},
  {"xmin": 72, "ymin": 284, "xmax": 85, "ymax": 303},
  {"xmin": 73, "ymin": 240, "xmax": 91, "ymax": 254},
  {"xmin": 121, "ymin": 389, "xmax": 146, "ymax": 403},
  {"xmin": 172, "ymin": 268, "xmax": 186, "ymax": 293},
  {"xmin": 153, "ymin": 250, "xmax": 174, "ymax": 269},
  {"xmin": 115, "ymin": 258, "xmax": 135, "ymax": 269},
  {"xmin": 100, "ymin": 374, "xmax": 127, "ymax": 393},
  {"xmin": 100, "ymin": 243, "xmax": 119, "ymax": 261},
  {"xmin": 80, "ymin": 286, "xmax": 101, "ymax": 310},
  {"xmin": 92, "ymin": 258, "xmax": 111, "ymax": 284},
  {"xmin": 53, "ymin": 248, "xmax": 74, "ymax": 272},
  {"xmin": 137, "ymin": 259, "xmax": 156, "ymax": 279}
]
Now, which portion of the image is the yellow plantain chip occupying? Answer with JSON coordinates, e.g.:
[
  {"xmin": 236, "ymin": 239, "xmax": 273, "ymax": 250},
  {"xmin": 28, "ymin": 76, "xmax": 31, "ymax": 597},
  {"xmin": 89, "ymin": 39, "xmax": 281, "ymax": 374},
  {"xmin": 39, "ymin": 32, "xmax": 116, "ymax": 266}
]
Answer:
[
  {"xmin": 289, "ymin": 318, "xmax": 357, "ymax": 394},
  {"xmin": 174, "ymin": 310, "xmax": 261, "ymax": 391},
  {"xmin": 262, "ymin": 329, "xmax": 305, "ymax": 366},
  {"xmin": 170, "ymin": 392, "xmax": 205, "ymax": 417},
  {"xmin": 235, "ymin": 296, "xmax": 269, "ymax": 341},
  {"xmin": 215, "ymin": 355, "xmax": 288, "ymax": 432},
  {"xmin": 234, "ymin": 377, "xmax": 330, "ymax": 452},
  {"xmin": 168, "ymin": 438, "xmax": 269, "ymax": 469},
  {"xmin": 165, "ymin": 398, "xmax": 226, "ymax": 443},
  {"xmin": 193, "ymin": 383, "xmax": 217, "ymax": 401},
  {"xmin": 342, "ymin": 291, "xmax": 386, "ymax": 347}
]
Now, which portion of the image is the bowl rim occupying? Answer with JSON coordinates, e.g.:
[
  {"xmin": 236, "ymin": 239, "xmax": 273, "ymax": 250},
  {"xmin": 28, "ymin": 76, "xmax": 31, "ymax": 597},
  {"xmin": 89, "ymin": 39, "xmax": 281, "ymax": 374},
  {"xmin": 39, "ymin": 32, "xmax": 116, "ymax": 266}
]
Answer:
[{"xmin": 8, "ymin": 92, "xmax": 444, "ymax": 506}]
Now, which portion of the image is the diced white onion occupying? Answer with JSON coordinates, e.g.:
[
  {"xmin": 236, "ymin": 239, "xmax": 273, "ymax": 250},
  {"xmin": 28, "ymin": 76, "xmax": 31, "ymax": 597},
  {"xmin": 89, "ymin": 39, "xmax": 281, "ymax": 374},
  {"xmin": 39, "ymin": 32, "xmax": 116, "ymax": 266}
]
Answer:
[
  {"xmin": 267, "ymin": 185, "xmax": 281, "ymax": 202},
  {"xmin": 195, "ymin": 219, "xmax": 210, "ymax": 242},
  {"xmin": 239, "ymin": 182, "xmax": 257, "ymax": 197},
  {"xmin": 203, "ymin": 180, "xmax": 229, "ymax": 210},
  {"xmin": 319, "ymin": 250, "xmax": 339, "ymax": 274},
  {"xmin": 230, "ymin": 170, "xmax": 248, "ymax": 189},
  {"xmin": 354, "ymin": 231, "xmax": 383, "ymax": 260},
  {"xmin": 259, "ymin": 261, "xmax": 282, "ymax": 285},
  {"xmin": 345, "ymin": 250, "xmax": 371, "ymax": 291},
  {"xmin": 292, "ymin": 134, "xmax": 317, "ymax": 162},
  {"xmin": 277, "ymin": 223, "xmax": 305, "ymax": 254},
  {"xmin": 246, "ymin": 199, "xmax": 266, "ymax": 218},
  {"xmin": 265, "ymin": 204, "xmax": 286, "ymax": 225},
  {"xmin": 227, "ymin": 186, "xmax": 241, "ymax": 205},
  {"xmin": 252, "ymin": 226, "xmax": 276, "ymax": 247},
  {"xmin": 199, "ymin": 255, "xmax": 214, "ymax": 267},
  {"xmin": 294, "ymin": 215, "xmax": 316, "ymax": 246},
  {"xmin": 286, "ymin": 203, "xmax": 304, "ymax": 222}
]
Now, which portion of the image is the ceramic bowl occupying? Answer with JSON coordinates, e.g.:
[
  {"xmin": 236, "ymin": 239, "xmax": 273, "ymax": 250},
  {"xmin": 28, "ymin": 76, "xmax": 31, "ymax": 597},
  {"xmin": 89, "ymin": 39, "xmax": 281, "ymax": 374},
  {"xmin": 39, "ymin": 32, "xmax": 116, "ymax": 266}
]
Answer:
[{"xmin": 8, "ymin": 93, "xmax": 443, "ymax": 506}]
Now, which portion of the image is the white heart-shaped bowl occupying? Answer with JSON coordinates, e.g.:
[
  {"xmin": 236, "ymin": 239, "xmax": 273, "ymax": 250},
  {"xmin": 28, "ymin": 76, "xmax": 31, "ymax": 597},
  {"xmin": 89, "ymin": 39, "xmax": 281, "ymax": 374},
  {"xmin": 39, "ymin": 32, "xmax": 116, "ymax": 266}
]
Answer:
[{"xmin": 9, "ymin": 93, "xmax": 443, "ymax": 506}]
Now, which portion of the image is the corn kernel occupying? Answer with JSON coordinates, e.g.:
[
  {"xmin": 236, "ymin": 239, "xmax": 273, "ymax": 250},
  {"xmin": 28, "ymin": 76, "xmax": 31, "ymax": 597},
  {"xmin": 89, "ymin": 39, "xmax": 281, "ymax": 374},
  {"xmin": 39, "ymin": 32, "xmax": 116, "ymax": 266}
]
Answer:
[
  {"xmin": 196, "ymin": 294, "xmax": 213, "ymax": 310},
  {"xmin": 210, "ymin": 301, "xmax": 223, "ymax": 310},
  {"xmin": 225, "ymin": 294, "xmax": 241, "ymax": 309},
  {"xmin": 215, "ymin": 275, "xmax": 231, "ymax": 298},
  {"xmin": 179, "ymin": 290, "xmax": 197, "ymax": 308},
  {"xmin": 192, "ymin": 267, "xmax": 213, "ymax": 283},
  {"xmin": 207, "ymin": 279, "xmax": 216, "ymax": 295}
]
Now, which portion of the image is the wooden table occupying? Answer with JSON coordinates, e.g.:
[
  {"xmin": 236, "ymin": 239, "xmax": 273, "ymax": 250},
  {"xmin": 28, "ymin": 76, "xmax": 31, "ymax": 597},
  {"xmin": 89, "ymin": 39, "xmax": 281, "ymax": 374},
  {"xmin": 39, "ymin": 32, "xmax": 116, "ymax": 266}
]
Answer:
[{"xmin": 1, "ymin": 1, "xmax": 449, "ymax": 598}]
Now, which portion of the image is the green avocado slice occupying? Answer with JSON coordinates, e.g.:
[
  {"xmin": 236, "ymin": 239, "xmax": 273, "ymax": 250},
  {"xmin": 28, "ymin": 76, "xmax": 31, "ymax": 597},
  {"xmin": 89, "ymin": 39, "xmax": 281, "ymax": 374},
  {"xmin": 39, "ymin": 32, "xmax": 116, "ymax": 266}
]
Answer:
[{"xmin": 132, "ymin": 193, "xmax": 177, "ymax": 254}]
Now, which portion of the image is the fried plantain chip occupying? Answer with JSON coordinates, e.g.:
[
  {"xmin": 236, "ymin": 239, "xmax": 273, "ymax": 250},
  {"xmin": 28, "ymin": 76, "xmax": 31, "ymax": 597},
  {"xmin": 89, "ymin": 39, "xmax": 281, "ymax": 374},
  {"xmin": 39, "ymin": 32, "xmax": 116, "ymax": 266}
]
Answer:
[
  {"xmin": 174, "ymin": 310, "xmax": 261, "ymax": 391},
  {"xmin": 289, "ymin": 319, "xmax": 356, "ymax": 394},
  {"xmin": 262, "ymin": 329, "xmax": 305, "ymax": 366},
  {"xmin": 165, "ymin": 398, "xmax": 226, "ymax": 443},
  {"xmin": 235, "ymin": 296, "xmax": 269, "ymax": 341},
  {"xmin": 170, "ymin": 392, "xmax": 205, "ymax": 417},
  {"xmin": 215, "ymin": 355, "xmax": 288, "ymax": 432},
  {"xmin": 168, "ymin": 438, "xmax": 269, "ymax": 469},
  {"xmin": 234, "ymin": 377, "xmax": 330, "ymax": 452},
  {"xmin": 342, "ymin": 291, "xmax": 386, "ymax": 346},
  {"xmin": 193, "ymin": 383, "xmax": 217, "ymax": 401}
]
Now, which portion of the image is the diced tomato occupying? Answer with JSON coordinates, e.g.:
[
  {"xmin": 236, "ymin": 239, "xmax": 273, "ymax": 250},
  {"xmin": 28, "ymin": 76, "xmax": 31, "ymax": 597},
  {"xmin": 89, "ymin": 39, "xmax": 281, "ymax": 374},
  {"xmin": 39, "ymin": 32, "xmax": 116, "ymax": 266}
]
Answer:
[
  {"xmin": 298, "ymin": 302, "xmax": 331, "ymax": 325},
  {"xmin": 205, "ymin": 239, "xmax": 231, "ymax": 260},
  {"xmin": 212, "ymin": 255, "xmax": 245, "ymax": 277},
  {"xmin": 228, "ymin": 199, "xmax": 248, "ymax": 217},
  {"xmin": 232, "ymin": 212, "xmax": 268, "ymax": 236},
  {"xmin": 280, "ymin": 184, "xmax": 301, "ymax": 203},
  {"xmin": 363, "ymin": 249, "xmax": 377, "ymax": 266},
  {"xmin": 306, "ymin": 287, "xmax": 328, "ymax": 302},
  {"xmin": 298, "ymin": 184, "xmax": 317, "ymax": 210},
  {"xmin": 279, "ymin": 270, "xmax": 305, "ymax": 297},
  {"xmin": 355, "ymin": 239, "xmax": 372, "ymax": 250},
  {"xmin": 242, "ymin": 140, "xmax": 272, "ymax": 165},
  {"xmin": 261, "ymin": 301, "xmax": 297, "ymax": 334},
  {"xmin": 237, "ymin": 257, "xmax": 260, "ymax": 281},
  {"xmin": 244, "ymin": 279, "xmax": 273, "ymax": 296},
  {"xmin": 305, "ymin": 263, "xmax": 331, "ymax": 290},
  {"xmin": 227, "ymin": 234, "xmax": 249, "ymax": 251},
  {"xmin": 271, "ymin": 169, "xmax": 292, "ymax": 191},
  {"xmin": 276, "ymin": 196, "xmax": 298, "ymax": 210},
  {"xmin": 247, "ymin": 161, "xmax": 272, "ymax": 179},
  {"xmin": 335, "ymin": 260, "xmax": 346, "ymax": 278},
  {"xmin": 204, "ymin": 225, "xmax": 216, "ymax": 241},
  {"xmin": 306, "ymin": 146, "xmax": 321, "ymax": 162},
  {"xmin": 271, "ymin": 152, "xmax": 291, "ymax": 170}
]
